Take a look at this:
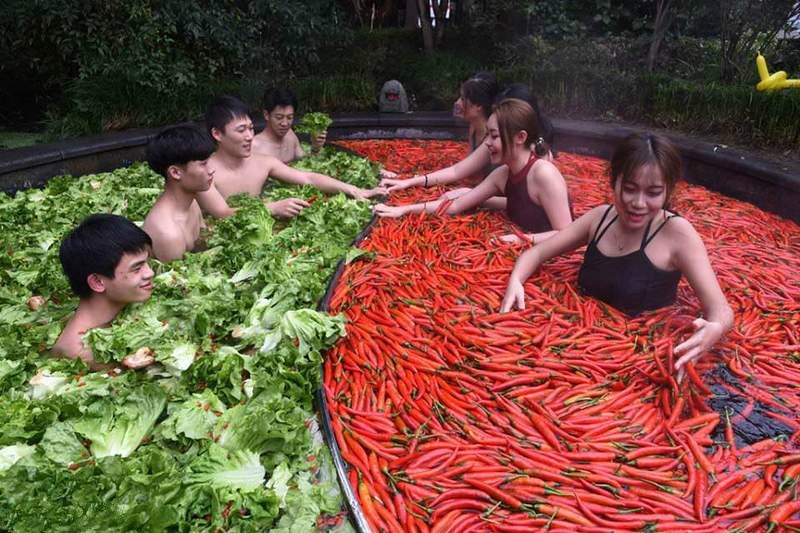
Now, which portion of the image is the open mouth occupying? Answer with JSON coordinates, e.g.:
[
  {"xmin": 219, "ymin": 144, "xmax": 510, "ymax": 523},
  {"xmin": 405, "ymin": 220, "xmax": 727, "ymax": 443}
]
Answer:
[{"xmin": 627, "ymin": 211, "xmax": 647, "ymax": 223}]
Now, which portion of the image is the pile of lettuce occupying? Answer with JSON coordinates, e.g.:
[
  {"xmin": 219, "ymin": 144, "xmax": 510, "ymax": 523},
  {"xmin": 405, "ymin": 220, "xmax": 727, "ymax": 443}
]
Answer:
[{"xmin": 0, "ymin": 146, "xmax": 376, "ymax": 532}]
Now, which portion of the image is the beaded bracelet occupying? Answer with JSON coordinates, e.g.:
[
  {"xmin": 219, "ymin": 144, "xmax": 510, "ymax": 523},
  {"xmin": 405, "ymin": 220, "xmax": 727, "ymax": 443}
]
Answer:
[{"xmin": 424, "ymin": 174, "xmax": 429, "ymax": 187}]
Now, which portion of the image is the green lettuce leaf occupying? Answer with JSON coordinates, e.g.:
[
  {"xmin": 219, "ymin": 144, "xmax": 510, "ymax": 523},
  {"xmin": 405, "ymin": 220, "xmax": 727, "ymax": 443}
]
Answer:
[{"xmin": 72, "ymin": 383, "xmax": 166, "ymax": 458}]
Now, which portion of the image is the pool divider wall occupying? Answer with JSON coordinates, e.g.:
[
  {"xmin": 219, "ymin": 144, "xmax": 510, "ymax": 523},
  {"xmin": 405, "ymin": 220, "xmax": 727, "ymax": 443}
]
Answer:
[
  {"xmin": 2, "ymin": 112, "xmax": 797, "ymax": 222},
  {"xmin": 316, "ymin": 215, "xmax": 379, "ymax": 533}
]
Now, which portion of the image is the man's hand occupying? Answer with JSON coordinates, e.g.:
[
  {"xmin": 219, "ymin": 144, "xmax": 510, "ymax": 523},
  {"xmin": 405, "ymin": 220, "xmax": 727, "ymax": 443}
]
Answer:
[
  {"xmin": 674, "ymin": 318, "xmax": 726, "ymax": 382},
  {"xmin": 500, "ymin": 277, "xmax": 526, "ymax": 313},
  {"xmin": 267, "ymin": 198, "xmax": 310, "ymax": 218},
  {"xmin": 311, "ymin": 130, "xmax": 327, "ymax": 152},
  {"xmin": 379, "ymin": 169, "xmax": 398, "ymax": 179},
  {"xmin": 372, "ymin": 203, "xmax": 409, "ymax": 218},
  {"xmin": 122, "ymin": 347, "xmax": 155, "ymax": 369}
]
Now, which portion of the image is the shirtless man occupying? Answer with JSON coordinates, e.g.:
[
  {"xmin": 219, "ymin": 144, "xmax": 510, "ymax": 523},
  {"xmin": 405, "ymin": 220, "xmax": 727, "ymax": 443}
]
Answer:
[
  {"xmin": 197, "ymin": 95, "xmax": 385, "ymax": 219},
  {"xmin": 52, "ymin": 214, "xmax": 155, "ymax": 370},
  {"xmin": 143, "ymin": 125, "xmax": 217, "ymax": 262},
  {"xmin": 252, "ymin": 88, "xmax": 398, "ymax": 177},
  {"xmin": 251, "ymin": 87, "xmax": 325, "ymax": 163}
]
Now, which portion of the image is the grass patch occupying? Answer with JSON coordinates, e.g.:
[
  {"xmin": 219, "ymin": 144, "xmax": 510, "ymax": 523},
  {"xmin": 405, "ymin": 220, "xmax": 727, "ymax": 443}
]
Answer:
[{"xmin": 0, "ymin": 131, "xmax": 44, "ymax": 150}]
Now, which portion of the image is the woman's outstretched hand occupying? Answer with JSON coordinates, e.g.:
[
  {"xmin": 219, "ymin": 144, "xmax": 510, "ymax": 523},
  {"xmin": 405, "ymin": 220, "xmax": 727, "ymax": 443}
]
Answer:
[
  {"xmin": 372, "ymin": 203, "xmax": 408, "ymax": 218},
  {"xmin": 674, "ymin": 318, "xmax": 726, "ymax": 381},
  {"xmin": 351, "ymin": 186, "xmax": 388, "ymax": 200},
  {"xmin": 379, "ymin": 176, "xmax": 419, "ymax": 193},
  {"xmin": 500, "ymin": 277, "xmax": 526, "ymax": 313},
  {"xmin": 497, "ymin": 233, "xmax": 533, "ymax": 244}
]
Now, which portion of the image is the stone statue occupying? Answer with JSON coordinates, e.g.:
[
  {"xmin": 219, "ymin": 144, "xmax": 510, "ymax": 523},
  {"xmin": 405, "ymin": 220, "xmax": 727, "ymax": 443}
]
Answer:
[{"xmin": 379, "ymin": 80, "xmax": 409, "ymax": 113}]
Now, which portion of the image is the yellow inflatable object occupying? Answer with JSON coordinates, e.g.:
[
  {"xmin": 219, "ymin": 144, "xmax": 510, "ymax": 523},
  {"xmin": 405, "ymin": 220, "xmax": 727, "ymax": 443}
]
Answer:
[
  {"xmin": 757, "ymin": 70, "xmax": 788, "ymax": 91},
  {"xmin": 755, "ymin": 53, "xmax": 800, "ymax": 91}
]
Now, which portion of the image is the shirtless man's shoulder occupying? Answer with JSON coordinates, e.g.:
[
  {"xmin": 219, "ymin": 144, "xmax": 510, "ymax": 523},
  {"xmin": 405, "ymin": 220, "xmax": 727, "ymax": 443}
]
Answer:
[
  {"xmin": 253, "ymin": 130, "xmax": 301, "ymax": 163},
  {"xmin": 145, "ymin": 198, "xmax": 205, "ymax": 261},
  {"xmin": 52, "ymin": 319, "xmax": 93, "ymax": 366}
]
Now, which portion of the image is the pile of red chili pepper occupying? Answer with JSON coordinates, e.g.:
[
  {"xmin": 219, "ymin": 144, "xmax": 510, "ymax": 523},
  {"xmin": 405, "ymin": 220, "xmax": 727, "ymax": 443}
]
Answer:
[{"xmin": 323, "ymin": 140, "xmax": 800, "ymax": 532}]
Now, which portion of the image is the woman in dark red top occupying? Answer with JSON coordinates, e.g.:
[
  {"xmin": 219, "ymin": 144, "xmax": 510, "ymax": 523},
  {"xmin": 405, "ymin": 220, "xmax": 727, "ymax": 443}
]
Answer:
[
  {"xmin": 501, "ymin": 133, "xmax": 733, "ymax": 380},
  {"xmin": 373, "ymin": 98, "xmax": 573, "ymax": 246}
]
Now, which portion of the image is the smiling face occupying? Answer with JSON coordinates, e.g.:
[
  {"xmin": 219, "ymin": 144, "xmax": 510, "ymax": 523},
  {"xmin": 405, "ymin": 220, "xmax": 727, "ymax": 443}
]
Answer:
[
  {"xmin": 484, "ymin": 113, "xmax": 503, "ymax": 164},
  {"xmin": 213, "ymin": 116, "xmax": 254, "ymax": 158},
  {"xmin": 93, "ymin": 249, "xmax": 154, "ymax": 304},
  {"xmin": 265, "ymin": 105, "xmax": 295, "ymax": 139},
  {"xmin": 613, "ymin": 163, "xmax": 667, "ymax": 229}
]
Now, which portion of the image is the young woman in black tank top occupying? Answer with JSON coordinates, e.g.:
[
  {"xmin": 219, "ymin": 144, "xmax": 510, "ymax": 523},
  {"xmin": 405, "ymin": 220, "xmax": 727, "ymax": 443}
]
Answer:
[
  {"xmin": 501, "ymin": 133, "xmax": 733, "ymax": 382},
  {"xmin": 374, "ymin": 99, "xmax": 572, "ymax": 244}
]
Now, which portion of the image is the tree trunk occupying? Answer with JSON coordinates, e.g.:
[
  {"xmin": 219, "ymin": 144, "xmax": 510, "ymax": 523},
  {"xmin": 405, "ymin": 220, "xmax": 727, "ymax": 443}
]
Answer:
[
  {"xmin": 417, "ymin": 0, "xmax": 435, "ymax": 52},
  {"xmin": 404, "ymin": 0, "xmax": 418, "ymax": 29},
  {"xmin": 459, "ymin": 0, "xmax": 473, "ymax": 25},
  {"xmin": 647, "ymin": 0, "xmax": 674, "ymax": 72},
  {"xmin": 432, "ymin": 0, "xmax": 447, "ymax": 46}
]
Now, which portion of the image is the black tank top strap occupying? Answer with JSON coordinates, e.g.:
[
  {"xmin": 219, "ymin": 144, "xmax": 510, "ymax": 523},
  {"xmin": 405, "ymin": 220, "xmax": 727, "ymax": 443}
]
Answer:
[
  {"xmin": 642, "ymin": 212, "xmax": 680, "ymax": 248},
  {"xmin": 592, "ymin": 206, "xmax": 617, "ymax": 244}
]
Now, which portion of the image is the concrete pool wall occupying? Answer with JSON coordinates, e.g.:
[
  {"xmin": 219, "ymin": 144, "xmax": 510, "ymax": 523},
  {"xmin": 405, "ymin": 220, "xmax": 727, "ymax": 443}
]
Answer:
[{"xmin": 0, "ymin": 112, "xmax": 797, "ymax": 222}]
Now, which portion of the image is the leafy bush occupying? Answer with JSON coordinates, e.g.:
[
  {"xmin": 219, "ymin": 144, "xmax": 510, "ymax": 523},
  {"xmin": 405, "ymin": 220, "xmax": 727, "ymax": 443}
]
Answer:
[
  {"xmin": 402, "ymin": 51, "xmax": 484, "ymax": 110},
  {"xmin": 642, "ymin": 75, "xmax": 800, "ymax": 147},
  {"xmin": 291, "ymin": 76, "xmax": 377, "ymax": 112},
  {"xmin": 498, "ymin": 36, "xmax": 643, "ymax": 117},
  {"xmin": 0, "ymin": 0, "xmax": 349, "ymax": 138}
]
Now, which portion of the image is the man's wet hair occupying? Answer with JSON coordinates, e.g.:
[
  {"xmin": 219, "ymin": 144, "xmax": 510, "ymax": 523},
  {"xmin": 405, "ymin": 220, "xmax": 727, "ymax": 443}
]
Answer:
[
  {"xmin": 146, "ymin": 124, "xmax": 215, "ymax": 179},
  {"xmin": 59, "ymin": 214, "xmax": 152, "ymax": 298},
  {"xmin": 262, "ymin": 87, "xmax": 299, "ymax": 113},
  {"xmin": 204, "ymin": 95, "xmax": 252, "ymax": 137}
]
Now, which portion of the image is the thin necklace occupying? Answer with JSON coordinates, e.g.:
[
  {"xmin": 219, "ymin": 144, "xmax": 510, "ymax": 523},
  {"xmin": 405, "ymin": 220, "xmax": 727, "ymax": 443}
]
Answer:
[{"xmin": 612, "ymin": 226, "xmax": 628, "ymax": 252}]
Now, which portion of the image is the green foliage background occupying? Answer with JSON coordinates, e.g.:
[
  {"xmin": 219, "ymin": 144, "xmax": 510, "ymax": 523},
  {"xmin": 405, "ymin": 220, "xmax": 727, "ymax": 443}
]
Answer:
[{"xmin": 1, "ymin": 0, "xmax": 799, "ymax": 151}]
